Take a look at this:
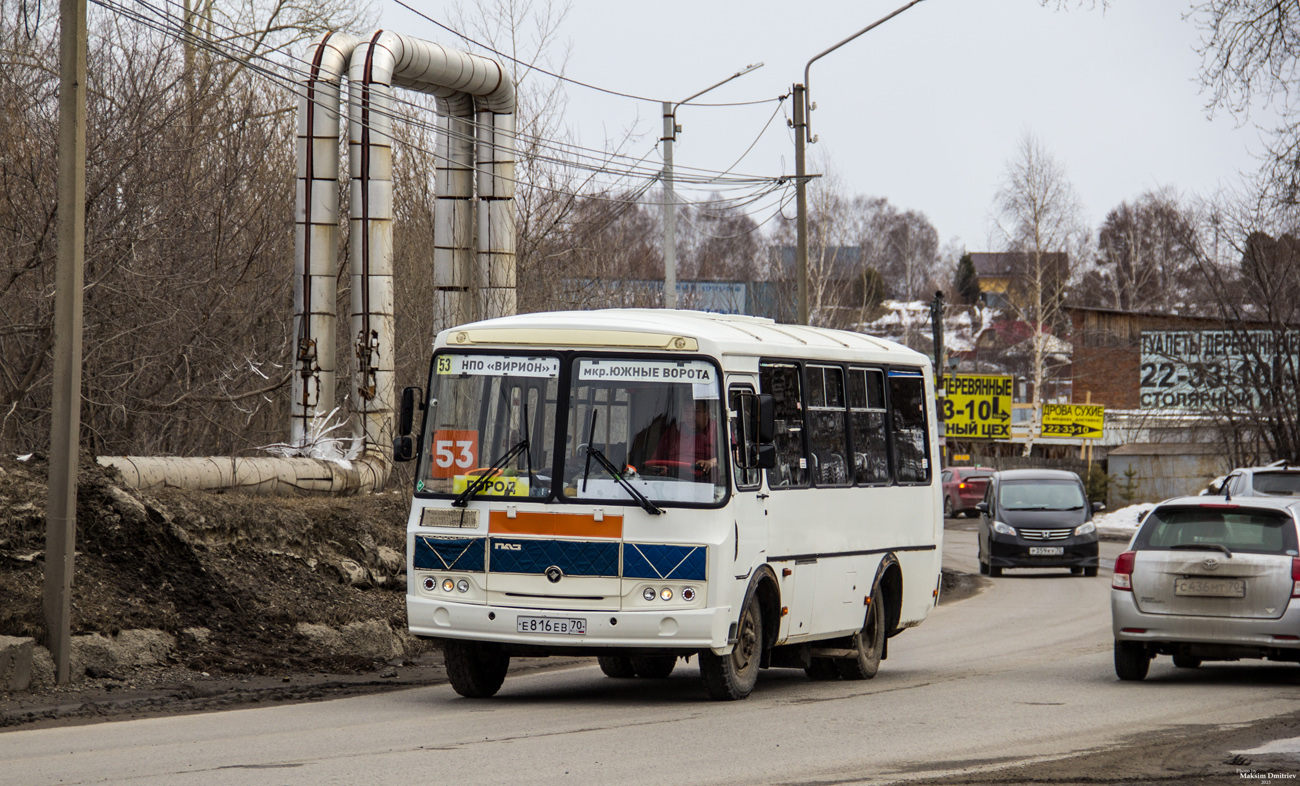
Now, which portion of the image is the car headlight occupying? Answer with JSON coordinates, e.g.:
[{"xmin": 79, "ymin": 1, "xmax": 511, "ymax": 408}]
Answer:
[
  {"xmin": 1074, "ymin": 521, "xmax": 1096, "ymax": 536},
  {"xmin": 992, "ymin": 521, "xmax": 1016, "ymax": 537}
]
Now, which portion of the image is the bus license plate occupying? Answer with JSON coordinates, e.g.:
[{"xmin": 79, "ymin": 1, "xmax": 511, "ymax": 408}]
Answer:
[
  {"xmin": 517, "ymin": 616, "xmax": 587, "ymax": 635},
  {"xmin": 1174, "ymin": 578, "xmax": 1246, "ymax": 598},
  {"xmin": 1028, "ymin": 547, "xmax": 1064, "ymax": 556}
]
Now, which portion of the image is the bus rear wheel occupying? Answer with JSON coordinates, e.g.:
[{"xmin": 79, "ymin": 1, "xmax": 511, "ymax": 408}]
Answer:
[
  {"xmin": 631, "ymin": 655, "xmax": 676, "ymax": 678},
  {"xmin": 839, "ymin": 584, "xmax": 886, "ymax": 680},
  {"xmin": 597, "ymin": 655, "xmax": 637, "ymax": 678},
  {"xmin": 700, "ymin": 596, "xmax": 763, "ymax": 700},
  {"xmin": 445, "ymin": 639, "xmax": 510, "ymax": 698}
]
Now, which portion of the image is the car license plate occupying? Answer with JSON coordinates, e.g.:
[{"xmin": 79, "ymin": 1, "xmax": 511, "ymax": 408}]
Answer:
[
  {"xmin": 517, "ymin": 615, "xmax": 587, "ymax": 635},
  {"xmin": 1174, "ymin": 578, "xmax": 1246, "ymax": 598},
  {"xmin": 1028, "ymin": 547, "xmax": 1064, "ymax": 556}
]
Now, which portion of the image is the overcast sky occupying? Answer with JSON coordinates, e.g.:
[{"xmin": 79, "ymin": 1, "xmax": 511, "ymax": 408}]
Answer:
[{"xmin": 387, "ymin": 0, "xmax": 1277, "ymax": 254}]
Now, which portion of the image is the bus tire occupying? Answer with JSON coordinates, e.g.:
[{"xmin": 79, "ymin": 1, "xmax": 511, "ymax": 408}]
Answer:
[
  {"xmin": 445, "ymin": 639, "xmax": 510, "ymax": 698},
  {"xmin": 700, "ymin": 596, "xmax": 763, "ymax": 700},
  {"xmin": 838, "ymin": 583, "xmax": 886, "ymax": 680},
  {"xmin": 805, "ymin": 658, "xmax": 840, "ymax": 681},
  {"xmin": 631, "ymin": 655, "xmax": 676, "ymax": 679},
  {"xmin": 597, "ymin": 655, "xmax": 637, "ymax": 678}
]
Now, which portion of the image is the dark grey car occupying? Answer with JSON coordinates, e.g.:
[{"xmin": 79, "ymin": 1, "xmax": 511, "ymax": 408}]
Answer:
[{"xmin": 976, "ymin": 468, "xmax": 1103, "ymax": 577}]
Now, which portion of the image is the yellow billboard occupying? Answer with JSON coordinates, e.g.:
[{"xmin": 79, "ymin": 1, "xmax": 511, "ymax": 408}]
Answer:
[
  {"xmin": 941, "ymin": 375, "xmax": 1012, "ymax": 440},
  {"xmin": 1041, "ymin": 403, "xmax": 1105, "ymax": 440}
]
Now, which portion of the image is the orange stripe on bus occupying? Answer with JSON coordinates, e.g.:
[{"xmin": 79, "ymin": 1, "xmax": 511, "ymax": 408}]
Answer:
[{"xmin": 488, "ymin": 511, "xmax": 623, "ymax": 539}]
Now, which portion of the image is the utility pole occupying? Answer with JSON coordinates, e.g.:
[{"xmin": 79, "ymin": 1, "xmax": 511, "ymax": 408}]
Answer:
[
  {"xmin": 662, "ymin": 102, "xmax": 678, "ymax": 309},
  {"xmin": 794, "ymin": 0, "xmax": 928, "ymax": 326},
  {"xmin": 661, "ymin": 63, "xmax": 763, "ymax": 309},
  {"xmin": 46, "ymin": 0, "xmax": 88, "ymax": 683},
  {"xmin": 794, "ymin": 84, "xmax": 809, "ymax": 326}
]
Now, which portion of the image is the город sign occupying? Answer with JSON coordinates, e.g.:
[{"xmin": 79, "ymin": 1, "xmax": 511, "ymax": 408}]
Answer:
[{"xmin": 942, "ymin": 375, "xmax": 1012, "ymax": 440}]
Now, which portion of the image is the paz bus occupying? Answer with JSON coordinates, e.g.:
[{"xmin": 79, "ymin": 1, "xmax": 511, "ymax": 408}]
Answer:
[{"xmin": 394, "ymin": 309, "xmax": 943, "ymax": 700}]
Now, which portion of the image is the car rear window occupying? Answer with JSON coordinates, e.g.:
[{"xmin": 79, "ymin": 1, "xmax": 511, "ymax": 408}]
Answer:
[
  {"xmin": 1252, "ymin": 472, "xmax": 1300, "ymax": 496},
  {"xmin": 1134, "ymin": 506, "xmax": 1299, "ymax": 556},
  {"xmin": 964, "ymin": 471, "xmax": 992, "ymax": 480}
]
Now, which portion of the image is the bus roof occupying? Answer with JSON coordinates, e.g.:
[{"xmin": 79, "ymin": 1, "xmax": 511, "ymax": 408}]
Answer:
[{"xmin": 434, "ymin": 309, "xmax": 932, "ymax": 369}]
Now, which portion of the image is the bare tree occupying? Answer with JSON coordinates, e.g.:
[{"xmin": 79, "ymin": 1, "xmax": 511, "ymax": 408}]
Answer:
[
  {"xmin": 993, "ymin": 132, "xmax": 1086, "ymax": 453},
  {"xmin": 1094, "ymin": 189, "xmax": 1198, "ymax": 312}
]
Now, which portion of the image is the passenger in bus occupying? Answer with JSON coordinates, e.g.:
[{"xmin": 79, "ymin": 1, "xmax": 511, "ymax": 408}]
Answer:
[{"xmin": 648, "ymin": 399, "xmax": 718, "ymax": 477}]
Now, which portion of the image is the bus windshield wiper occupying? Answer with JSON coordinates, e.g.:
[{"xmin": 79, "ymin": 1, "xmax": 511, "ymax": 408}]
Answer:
[
  {"xmin": 451, "ymin": 438, "xmax": 529, "ymax": 508},
  {"xmin": 584, "ymin": 444, "xmax": 663, "ymax": 516},
  {"xmin": 1171, "ymin": 542, "xmax": 1233, "ymax": 558}
]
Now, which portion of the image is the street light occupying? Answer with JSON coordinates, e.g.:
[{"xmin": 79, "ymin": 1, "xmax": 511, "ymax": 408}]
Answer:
[
  {"xmin": 662, "ymin": 62, "xmax": 764, "ymax": 309},
  {"xmin": 794, "ymin": 0, "xmax": 927, "ymax": 325}
]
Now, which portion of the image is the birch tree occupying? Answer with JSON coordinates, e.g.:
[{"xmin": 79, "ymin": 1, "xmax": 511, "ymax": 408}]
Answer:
[{"xmin": 993, "ymin": 133, "xmax": 1085, "ymax": 454}]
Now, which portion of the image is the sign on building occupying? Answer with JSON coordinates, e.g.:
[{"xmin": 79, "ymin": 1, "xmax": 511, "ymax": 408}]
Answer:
[
  {"xmin": 941, "ymin": 375, "xmax": 1012, "ymax": 440},
  {"xmin": 1140, "ymin": 330, "xmax": 1300, "ymax": 410},
  {"xmin": 1041, "ymin": 403, "xmax": 1105, "ymax": 439}
]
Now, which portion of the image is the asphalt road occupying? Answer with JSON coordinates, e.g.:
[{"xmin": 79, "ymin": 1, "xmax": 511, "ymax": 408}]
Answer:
[{"xmin": 6, "ymin": 525, "xmax": 1300, "ymax": 786}]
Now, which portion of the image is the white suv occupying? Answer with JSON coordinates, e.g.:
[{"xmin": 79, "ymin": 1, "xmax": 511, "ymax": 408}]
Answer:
[
  {"xmin": 1111, "ymin": 495, "xmax": 1300, "ymax": 680},
  {"xmin": 1219, "ymin": 463, "xmax": 1300, "ymax": 498}
]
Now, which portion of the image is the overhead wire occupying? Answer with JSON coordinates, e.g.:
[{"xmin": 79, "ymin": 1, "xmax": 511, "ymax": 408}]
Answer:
[{"xmin": 88, "ymin": 0, "xmax": 795, "ymax": 221}]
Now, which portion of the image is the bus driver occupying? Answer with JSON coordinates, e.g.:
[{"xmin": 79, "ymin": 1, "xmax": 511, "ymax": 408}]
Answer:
[{"xmin": 648, "ymin": 399, "xmax": 718, "ymax": 477}]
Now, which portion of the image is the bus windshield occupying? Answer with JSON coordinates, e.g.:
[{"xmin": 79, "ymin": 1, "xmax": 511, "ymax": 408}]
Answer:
[
  {"xmin": 417, "ymin": 353, "xmax": 559, "ymax": 499},
  {"xmin": 562, "ymin": 357, "xmax": 726, "ymax": 505}
]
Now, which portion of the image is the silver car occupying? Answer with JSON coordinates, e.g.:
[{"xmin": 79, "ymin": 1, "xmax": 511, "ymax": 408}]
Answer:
[
  {"xmin": 1219, "ymin": 463, "xmax": 1300, "ymax": 498},
  {"xmin": 1111, "ymin": 495, "xmax": 1300, "ymax": 680}
]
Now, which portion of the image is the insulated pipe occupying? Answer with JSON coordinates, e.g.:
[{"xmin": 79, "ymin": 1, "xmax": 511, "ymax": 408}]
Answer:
[
  {"xmin": 349, "ymin": 30, "xmax": 516, "ymax": 452},
  {"xmin": 435, "ymin": 93, "xmax": 476, "ymax": 330},
  {"xmin": 291, "ymin": 31, "xmax": 359, "ymax": 444},
  {"xmin": 476, "ymin": 97, "xmax": 517, "ymax": 319}
]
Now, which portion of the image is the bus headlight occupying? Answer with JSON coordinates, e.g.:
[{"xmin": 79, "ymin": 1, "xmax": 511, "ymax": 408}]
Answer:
[
  {"xmin": 681, "ymin": 587, "xmax": 696, "ymax": 602},
  {"xmin": 660, "ymin": 587, "xmax": 673, "ymax": 601},
  {"xmin": 643, "ymin": 587, "xmax": 657, "ymax": 601}
]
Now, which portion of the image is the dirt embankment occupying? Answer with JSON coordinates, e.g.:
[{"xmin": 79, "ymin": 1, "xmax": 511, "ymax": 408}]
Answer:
[{"xmin": 0, "ymin": 452, "xmax": 436, "ymax": 723}]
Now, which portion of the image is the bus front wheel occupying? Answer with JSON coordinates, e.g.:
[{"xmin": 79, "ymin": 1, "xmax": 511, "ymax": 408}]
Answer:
[
  {"xmin": 597, "ymin": 655, "xmax": 637, "ymax": 678},
  {"xmin": 700, "ymin": 596, "xmax": 763, "ymax": 700},
  {"xmin": 838, "ymin": 584, "xmax": 886, "ymax": 680},
  {"xmin": 445, "ymin": 640, "xmax": 510, "ymax": 698}
]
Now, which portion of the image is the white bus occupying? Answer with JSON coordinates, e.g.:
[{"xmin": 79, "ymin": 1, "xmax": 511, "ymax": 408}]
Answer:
[{"xmin": 395, "ymin": 310, "xmax": 943, "ymax": 700}]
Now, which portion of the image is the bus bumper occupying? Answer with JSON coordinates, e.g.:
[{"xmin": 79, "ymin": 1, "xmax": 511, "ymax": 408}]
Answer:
[{"xmin": 408, "ymin": 595, "xmax": 733, "ymax": 652}]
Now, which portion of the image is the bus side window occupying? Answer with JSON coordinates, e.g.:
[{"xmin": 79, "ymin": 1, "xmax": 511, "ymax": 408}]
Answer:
[
  {"xmin": 728, "ymin": 386, "xmax": 761, "ymax": 490},
  {"xmin": 807, "ymin": 365, "xmax": 849, "ymax": 487},
  {"xmin": 849, "ymin": 368, "xmax": 889, "ymax": 485},
  {"xmin": 888, "ymin": 372, "xmax": 931, "ymax": 484},
  {"xmin": 759, "ymin": 362, "xmax": 808, "ymax": 488}
]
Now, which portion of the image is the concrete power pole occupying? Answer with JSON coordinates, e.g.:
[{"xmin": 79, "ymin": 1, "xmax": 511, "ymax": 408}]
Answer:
[
  {"xmin": 45, "ymin": 0, "xmax": 88, "ymax": 683},
  {"xmin": 793, "ymin": 84, "xmax": 809, "ymax": 326},
  {"xmin": 662, "ymin": 102, "xmax": 677, "ymax": 309}
]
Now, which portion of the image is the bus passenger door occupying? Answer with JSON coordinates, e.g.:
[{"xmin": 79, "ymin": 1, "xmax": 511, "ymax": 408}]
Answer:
[{"xmin": 727, "ymin": 380, "xmax": 768, "ymax": 581}]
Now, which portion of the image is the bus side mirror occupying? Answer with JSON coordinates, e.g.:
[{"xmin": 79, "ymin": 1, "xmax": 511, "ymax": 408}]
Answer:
[
  {"xmin": 393, "ymin": 386, "xmax": 422, "ymax": 463},
  {"xmin": 755, "ymin": 444, "xmax": 777, "ymax": 470},
  {"xmin": 758, "ymin": 394, "xmax": 776, "ymax": 444}
]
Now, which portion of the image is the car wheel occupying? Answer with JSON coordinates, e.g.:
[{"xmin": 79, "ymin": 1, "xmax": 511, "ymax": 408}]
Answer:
[
  {"xmin": 1083, "ymin": 566, "xmax": 1098, "ymax": 578},
  {"xmin": 631, "ymin": 655, "xmax": 676, "ymax": 679},
  {"xmin": 989, "ymin": 563, "xmax": 1003, "ymax": 578},
  {"xmin": 805, "ymin": 658, "xmax": 840, "ymax": 681},
  {"xmin": 838, "ymin": 584, "xmax": 886, "ymax": 680},
  {"xmin": 978, "ymin": 559, "xmax": 989, "ymax": 576},
  {"xmin": 445, "ymin": 639, "xmax": 510, "ymax": 698},
  {"xmin": 1114, "ymin": 639, "xmax": 1151, "ymax": 681},
  {"xmin": 699, "ymin": 594, "xmax": 763, "ymax": 700},
  {"xmin": 943, "ymin": 497, "xmax": 954, "ymax": 518},
  {"xmin": 597, "ymin": 655, "xmax": 637, "ymax": 678},
  {"xmin": 1172, "ymin": 654, "xmax": 1202, "ymax": 669},
  {"xmin": 1071, "ymin": 567, "xmax": 1083, "ymax": 575}
]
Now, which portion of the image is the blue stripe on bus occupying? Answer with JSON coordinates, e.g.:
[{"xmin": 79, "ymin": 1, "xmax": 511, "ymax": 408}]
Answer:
[
  {"xmin": 623, "ymin": 543, "xmax": 708, "ymax": 581},
  {"xmin": 414, "ymin": 536, "xmax": 486, "ymax": 572},
  {"xmin": 488, "ymin": 538, "xmax": 620, "ymax": 577}
]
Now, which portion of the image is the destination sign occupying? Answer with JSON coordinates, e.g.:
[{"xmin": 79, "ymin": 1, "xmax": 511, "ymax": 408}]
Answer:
[
  {"xmin": 1041, "ymin": 403, "xmax": 1105, "ymax": 440},
  {"xmin": 436, "ymin": 354, "xmax": 559, "ymax": 378},
  {"xmin": 941, "ymin": 375, "xmax": 1012, "ymax": 440}
]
